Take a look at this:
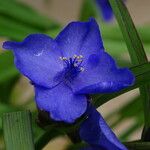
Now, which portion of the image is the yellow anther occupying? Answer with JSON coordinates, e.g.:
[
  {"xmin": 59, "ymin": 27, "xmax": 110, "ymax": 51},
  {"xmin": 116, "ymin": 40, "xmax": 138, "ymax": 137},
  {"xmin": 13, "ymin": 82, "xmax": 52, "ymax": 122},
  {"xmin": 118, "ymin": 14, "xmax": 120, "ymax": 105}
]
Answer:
[
  {"xmin": 59, "ymin": 56, "xmax": 68, "ymax": 61},
  {"xmin": 73, "ymin": 54, "xmax": 77, "ymax": 58},
  {"xmin": 80, "ymin": 67, "xmax": 84, "ymax": 72},
  {"xmin": 74, "ymin": 64, "xmax": 78, "ymax": 67},
  {"xmin": 79, "ymin": 55, "xmax": 83, "ymax": 58},
  {"xmin": 59, "ymin": 56, "xmax": 63, "ymax": 60},
  {"xmin": 78, "ymin": 59, "xmax": 82, "ymax": 62},
  {"xmin": 62, "ymin": 57, "xmax": 67, "ymax": 60}
]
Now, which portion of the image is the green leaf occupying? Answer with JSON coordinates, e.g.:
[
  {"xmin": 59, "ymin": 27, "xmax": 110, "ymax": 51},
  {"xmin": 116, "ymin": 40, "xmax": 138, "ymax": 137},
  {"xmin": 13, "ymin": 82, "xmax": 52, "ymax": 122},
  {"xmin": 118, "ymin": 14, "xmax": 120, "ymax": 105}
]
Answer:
[
  {"xmin": 101, "ymin": 95, "xmax": 144, "ymax": 140},
  {"xmin": 106, "ymin": 96, "xmax": 143, "ymax": 127},
  {"xmin": 0, "ymin": 103, "xmax": 18, "ymax": 133},
  {"xmin": 119, "ymin": 120, "xmax": 143, "ymax": 141},
  {"xmin": 0, "ymin": 16, "xmax": 40, "ymax": 40},
  {"xmin": 0, "ymin": 52, "xmax": 20, "ymax": 102},
  {"xmin": 108, "ymin": 0, "xmax": 147, "ymax": 64},
  {"xmin": 2, "ymin": 111, "xmax": 35, "ymax": 150},
  {"xmin": 100, "ymin": 39, "xmax": 150, "ymax": 67},
  {"xmin": 101, "ymin": 24, "xmax": 150, "ymax": 44},
  {"xmin": 35, "ymin": 127, "xmax": 64, "ymax": 150},
  {"xmin": 0, "ymin": 51, "xmax": 19, "ymax": 83},
  {"xmin": 124, "ymin": 141, "xmax": 150, "ymax": 150},
  {"xmin": 109, "ymin": 0, "xmax": 150, "ymax": 138},
  {"xmin": 0, "ymin": 0, "xmax": 60, "ymax": 41},
  {"xmin": 0, "ymin": 104, "xmax": 17, "ymax": 116},
  {"xmin": 66, "ymin": 143, "xmax": 87, "ymax": 150},
  {"xmin": 119, "ymin": 97, "xmax": 142, "ymax": 118},
  {"xmin": 79, "ymin": 0, "xmax": 97, "ymax": 21},
  {"xmin": 0, "ymin": 0, "xmax": 58, "ymax": 30}
]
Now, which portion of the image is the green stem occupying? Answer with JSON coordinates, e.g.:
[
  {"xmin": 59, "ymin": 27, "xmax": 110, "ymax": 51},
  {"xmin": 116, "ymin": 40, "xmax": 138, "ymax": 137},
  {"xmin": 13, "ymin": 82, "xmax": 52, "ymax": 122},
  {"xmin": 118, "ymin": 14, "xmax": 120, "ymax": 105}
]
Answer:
[
  {"xmin": 124, "ymin": 141, "xmax": 150, "ymax": 150},
  {"xmin": 35, "ymin": 127, "xmax": 64, "ymax": 150}
]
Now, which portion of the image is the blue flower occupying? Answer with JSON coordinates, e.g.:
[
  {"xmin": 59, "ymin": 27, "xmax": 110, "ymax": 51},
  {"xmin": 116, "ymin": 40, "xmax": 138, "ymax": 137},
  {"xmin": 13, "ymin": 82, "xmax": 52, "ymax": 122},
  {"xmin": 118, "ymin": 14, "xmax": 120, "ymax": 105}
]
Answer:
[
  {"xmin": 95, "ymin": 0, "xmax": 113, "ymax": 21},
  {"xmin": 79, "ymin": 104, "xmax": 127, "ymax": 150},
  {"xmin": 95, "ymin": 0, "xmax": 125, "ymax": 21},
  {"xmin": 3, "ymin": 18, "xmax": 134, "ymax": 123}
]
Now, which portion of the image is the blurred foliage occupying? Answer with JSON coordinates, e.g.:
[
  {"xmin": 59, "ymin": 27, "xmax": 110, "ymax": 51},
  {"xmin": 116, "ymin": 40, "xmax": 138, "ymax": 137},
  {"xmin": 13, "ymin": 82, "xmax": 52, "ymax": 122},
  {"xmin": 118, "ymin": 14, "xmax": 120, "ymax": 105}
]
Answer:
[
  {"xmin": 0, "ymin": 0, "xmax": 59, "ymax": 149},
  {"xmin": 1, "ymin": 0, "xmax": 150, "ymax": 149}
]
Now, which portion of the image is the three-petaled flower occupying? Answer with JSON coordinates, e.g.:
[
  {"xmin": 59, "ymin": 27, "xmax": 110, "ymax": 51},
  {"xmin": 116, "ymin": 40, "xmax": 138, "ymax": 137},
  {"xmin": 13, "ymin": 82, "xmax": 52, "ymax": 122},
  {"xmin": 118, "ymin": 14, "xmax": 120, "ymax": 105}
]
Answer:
[
  {"xmin": 3, "ymin": 18, "xmax": 134, "ymax": 123},
  {"xmin": 3, "ymin": 18, "xmax": 134, "ymax": 150}
]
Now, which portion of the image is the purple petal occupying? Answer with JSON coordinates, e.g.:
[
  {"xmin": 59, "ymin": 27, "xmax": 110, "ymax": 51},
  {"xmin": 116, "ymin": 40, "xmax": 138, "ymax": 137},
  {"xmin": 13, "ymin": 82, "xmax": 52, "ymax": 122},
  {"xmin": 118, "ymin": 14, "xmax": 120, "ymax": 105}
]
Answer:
[
  {"xmin": 72, "ymin": 52, "xmax": 135, "ymax": 94},
  {"xmin": 34, "ymin": 83, "xmax": 87, "ymax": 123},
  {"xmin": 79, "ymin": 105, "xmax": 127, "ymax": 150},
  {"xmin": 95, "ymin": 0, "xmax": 113, "ymax": 21},
  {"xmin": 3, "ymin": 34, "xmax": 63, "ymax": 88},
  {"xmin": 55, "ymin": 18, "xmax": 104, "ymax": 59}
]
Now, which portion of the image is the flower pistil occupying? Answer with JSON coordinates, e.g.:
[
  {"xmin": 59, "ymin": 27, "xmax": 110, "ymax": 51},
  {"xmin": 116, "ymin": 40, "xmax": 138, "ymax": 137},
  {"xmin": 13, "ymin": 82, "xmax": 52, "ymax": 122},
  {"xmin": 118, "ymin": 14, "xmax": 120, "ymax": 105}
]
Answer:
[{"xmin": 59, "ymin": 54, "xmax": 85, "ymax": 81}]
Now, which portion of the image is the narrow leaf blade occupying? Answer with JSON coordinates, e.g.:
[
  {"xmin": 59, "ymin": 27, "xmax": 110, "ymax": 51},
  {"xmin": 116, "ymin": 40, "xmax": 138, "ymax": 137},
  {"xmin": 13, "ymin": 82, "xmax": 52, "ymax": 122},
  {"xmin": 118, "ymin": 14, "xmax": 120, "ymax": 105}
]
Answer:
[
  {"xmin": 109, "ymin": 0, "xmax": 150, "ymax": 138},
  {"xmin": 109, "ymin": 0, "xmax": 147, "ymax": 64},
  {"xmin": 2, "ymin": 111, "xmax": 35, "ymax": 150}
]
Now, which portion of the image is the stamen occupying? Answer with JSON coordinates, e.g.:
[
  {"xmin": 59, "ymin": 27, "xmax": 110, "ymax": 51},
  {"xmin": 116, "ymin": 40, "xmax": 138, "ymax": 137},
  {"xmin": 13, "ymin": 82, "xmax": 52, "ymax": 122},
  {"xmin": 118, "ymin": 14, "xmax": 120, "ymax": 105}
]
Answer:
[
  {"xmin": 59, "ymin": 54, "xmax": 84, "ymax": 74},
  {"xmin": 59, "ymin": 57, "xmax": 68, "ymax": 61},
  {"xmin": 77, "ymin": 59, "xmax": 83, "ymax": 62},
  {"xmin": 79, "ymin": 55, "xmax": 83, "ymax": 58},
  {"xmin": 59, "ymin": 56, "xmax": 63, "ymax": 60},
  {"xmin": 80, "ymin": 67, "xmax": 84, "ymax": 72},
  {"xmin": 74, "ymin": 64, "xmax": 78, "ymax": 67},
  {"xmin": 73, "ymin": 54, "xmax": 78, "ymax": 58},
  {"xmin": 62, "ymin": 57, "xmax": 67, "ymax": 60}
]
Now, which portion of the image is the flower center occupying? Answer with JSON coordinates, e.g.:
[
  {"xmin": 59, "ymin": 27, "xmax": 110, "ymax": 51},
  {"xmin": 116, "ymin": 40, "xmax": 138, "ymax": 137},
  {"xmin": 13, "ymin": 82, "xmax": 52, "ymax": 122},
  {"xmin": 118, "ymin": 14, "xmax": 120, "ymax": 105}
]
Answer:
[{"xmin": 59, "ymin": 55, "xmax": 84, "ymax": 81}]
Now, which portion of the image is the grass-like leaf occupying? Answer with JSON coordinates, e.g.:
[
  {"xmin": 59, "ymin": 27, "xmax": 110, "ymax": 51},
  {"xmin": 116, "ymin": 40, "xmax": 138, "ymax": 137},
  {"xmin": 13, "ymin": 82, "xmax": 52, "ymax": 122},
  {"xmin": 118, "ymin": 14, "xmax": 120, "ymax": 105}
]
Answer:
[
  {"xmin": 101, "ymin": 24, "xmax": 150, "ymax": 44},
  {"xmin": 35, "ymin": 127, "xmax": 64, "ymax": 150},
  {"xmin": 0, "ymin": 51, "xmax": 19, "ymax": 83},
  {"xmin": 2, "ymin": 111, "xmax": 35, "ymax": 150},
  {"xmin": 109, "ymin": 0, "xmax": 150, "ymax": 139},
  {"xmin": 0, "ymin": 16, "xmax": 40, "ymax": 40},
  {"xmin": 0, "ymin": 0, "xmax": 58, "ymax": 30},
  {"xmin": 124, "ymin": 141, "xmax": 150, "ymax": 150},
  {"xmin": 0, "ymin": 0, "xmax": 60, "ymax": 41},
  {"xmin": 0, "ymin": 52, "xmax": 19, "ymax": 102},
  {"xmin": 0, "ymin": 103, "xmax": 18, "ymax": 134},
  {"xmin": 109, "ymin": 0, "xmax": 147, "ymax": 64},
  {"xmin": 79, "ymin": 0, "xmax": 97, "ymax": 21}
]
